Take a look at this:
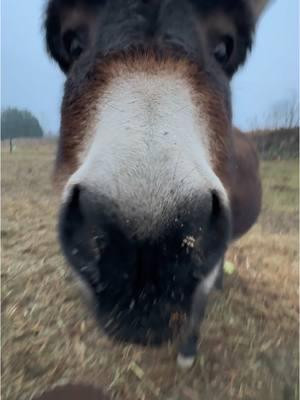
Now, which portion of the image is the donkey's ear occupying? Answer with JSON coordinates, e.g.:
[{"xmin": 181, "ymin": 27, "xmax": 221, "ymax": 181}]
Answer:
[
  {"xmin": 44, "ymin": 0, "xmax": 103, "ymax": 73},
  {"xmin": 249, "ymin": 0, "xmax": 271, "ymax": 22}
]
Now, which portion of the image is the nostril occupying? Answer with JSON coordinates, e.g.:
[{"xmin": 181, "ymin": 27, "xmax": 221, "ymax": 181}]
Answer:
[
  {"xmin": 68, "ymin": 184, "xmax": 81, "ymax": 211},
  {"xmin": 59, "ymin": 183, "xmax": 103, "ymax": 272},
  {"xmin": 193, "ymin": 189, "xmax": 231, "ymax": 272},
  {"xmin": 59, "ymin": 184, "xmax": 95, "ymax": 264},
  {"xmin": 211, "ymin": 190, "xmax": 222, "ymax": 220},
  {"xmin": 208, "ymin": 189, "xmax": 231, "ymax": 245},
  {"xmin": 63, "ymin": 184, "xmax": 84, "ymax": 236}
]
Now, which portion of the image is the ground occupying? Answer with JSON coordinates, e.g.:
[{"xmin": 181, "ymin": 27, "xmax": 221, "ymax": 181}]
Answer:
[{"xmin": 2, "ymin": 140, "xmax": 299, "ymax": 400}]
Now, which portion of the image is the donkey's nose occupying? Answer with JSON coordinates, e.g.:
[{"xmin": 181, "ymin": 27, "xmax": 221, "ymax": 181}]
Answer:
[
  {"xmin": 59, "ymin": 182, "xmax": 231, "ymax": 344},
  {"xmin": 59, "ymin": 183, "xmax": 230, "ymax": 275},
  {"xmin": 59, "ymin": 184, "xmax": 132, "ymax": 278},
  {"xmin": 59, "ymin": 184, "xmax": 102, "ymax": 271}
]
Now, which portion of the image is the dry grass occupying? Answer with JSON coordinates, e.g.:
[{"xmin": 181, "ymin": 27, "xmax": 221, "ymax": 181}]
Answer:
[
  {"xmin": 1, "ymin": 140, "xmax": 299, "ymax": 400},
  {"xmin": 251, "ymin": 127, "xmax": 299, "ymax": 160}
]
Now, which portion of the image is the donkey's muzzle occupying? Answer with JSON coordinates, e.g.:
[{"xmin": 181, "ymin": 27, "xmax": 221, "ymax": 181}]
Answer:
[{"xmin": 59, "ymin": 184, "xmax": 231, "ymax": 345}]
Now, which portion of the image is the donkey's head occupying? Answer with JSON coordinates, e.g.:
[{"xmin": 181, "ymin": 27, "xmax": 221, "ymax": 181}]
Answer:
[{"xmin": 45, "ymin": 0, "xmax": 268, "ymax": 345}]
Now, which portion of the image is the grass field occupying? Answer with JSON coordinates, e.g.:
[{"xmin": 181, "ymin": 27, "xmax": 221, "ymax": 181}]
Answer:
[{"xmin": 2, "ymin": 140, "xmax": 299, "ymax": 400}]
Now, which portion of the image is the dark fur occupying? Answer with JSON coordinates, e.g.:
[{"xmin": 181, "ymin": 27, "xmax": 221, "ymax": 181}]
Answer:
[{"xmin": 45, "ymin": 0, "xmax": 255, "ymax": 75}]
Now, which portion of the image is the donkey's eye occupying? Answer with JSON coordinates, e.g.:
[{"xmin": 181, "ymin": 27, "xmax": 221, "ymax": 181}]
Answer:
[
  {"xmin": 63, "ymin": 30, "xmax": 85, "ymax": 60},
  {"xmin": 69, "ymin": 37, "xmax": 84, "ymax": 59},
  {"xmin": 213, "ymin": 35, "xmax": 234, "ymax": 65}
]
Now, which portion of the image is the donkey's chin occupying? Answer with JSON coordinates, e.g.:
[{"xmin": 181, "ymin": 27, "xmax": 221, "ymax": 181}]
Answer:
[
  {"xmin": 95, "ymin": 294, "xmax": 191, "ymax": 346},
  {"xmin": 93, "ymin": 265, "xmax": 199, "ymax": 346}
]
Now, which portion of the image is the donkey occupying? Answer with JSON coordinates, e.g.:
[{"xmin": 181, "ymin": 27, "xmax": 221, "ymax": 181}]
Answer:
[{"xmin": 44, "ymin": 0, "xmax": 264, "ymax": 368}]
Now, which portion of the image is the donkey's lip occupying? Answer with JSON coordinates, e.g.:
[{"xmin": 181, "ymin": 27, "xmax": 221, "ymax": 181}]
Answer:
[{"xmin": 96, "ymin": 300, "xmax": 188, "ymax": 346}]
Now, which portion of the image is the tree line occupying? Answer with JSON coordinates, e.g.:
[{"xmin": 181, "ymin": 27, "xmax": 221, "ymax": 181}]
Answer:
[{"xmin": 1, "ymin": 108, "xmax": 44, "ymax": 140}]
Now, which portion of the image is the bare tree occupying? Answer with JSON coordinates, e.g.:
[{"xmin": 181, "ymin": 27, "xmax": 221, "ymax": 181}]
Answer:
[{"xmin": 267, "ymin": 95, "xmax": 299, "ymax": 129}]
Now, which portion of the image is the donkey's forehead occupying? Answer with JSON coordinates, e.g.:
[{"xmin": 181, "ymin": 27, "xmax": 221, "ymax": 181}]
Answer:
[{"xmin": 65, "ymin": 0, "xmax": 253, "ymax": 47}]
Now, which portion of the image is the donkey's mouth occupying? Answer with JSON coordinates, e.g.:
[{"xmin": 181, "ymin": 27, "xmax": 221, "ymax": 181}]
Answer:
[
  {"xmin": 66, "ymin": 240, "xmax": 199, "ymax": 345},
  {"xmin": 58, "ymin": 183, "xmax": 230, "ymax": 345},
  {"xmin": 59, "ymin": 202, "xmax": 200, "ymax": 345},
  {"xmin": 92, "ymin": 254, "xmax": 198, "ymax": 345},
  {"xmin": 96, "ymin": 290, "xmax": 190, "ymax": 346}
]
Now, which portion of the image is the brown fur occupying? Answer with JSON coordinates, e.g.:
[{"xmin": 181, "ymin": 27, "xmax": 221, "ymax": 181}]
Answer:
[
  {"xmin": 54, "ymin": 50, "xmax": 261, "ymax": 240},
  {"xmin": 227, "ymin": 128, "xmax": 262, "ymax": 238}
]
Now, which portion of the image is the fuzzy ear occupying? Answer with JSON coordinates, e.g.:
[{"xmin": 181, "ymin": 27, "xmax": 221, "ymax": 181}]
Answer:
[
  {"xmin": 249, "ymin": 0, "xmax": 271, "ymax": 21},
  {"xmin": 44, "ymin": 0, "xmax": 103, "ymax": 73}
]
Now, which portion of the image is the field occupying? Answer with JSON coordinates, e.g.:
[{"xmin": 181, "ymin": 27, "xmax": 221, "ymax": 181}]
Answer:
[{"xmin": 2, "ymin": 140, "xmax": 299, "ymax": 400}]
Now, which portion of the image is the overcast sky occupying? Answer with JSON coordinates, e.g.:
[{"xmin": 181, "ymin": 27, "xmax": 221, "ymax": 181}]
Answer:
[{"xmin": 1, "ymin": 0, "xmax": 299, "ymax": 133}]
